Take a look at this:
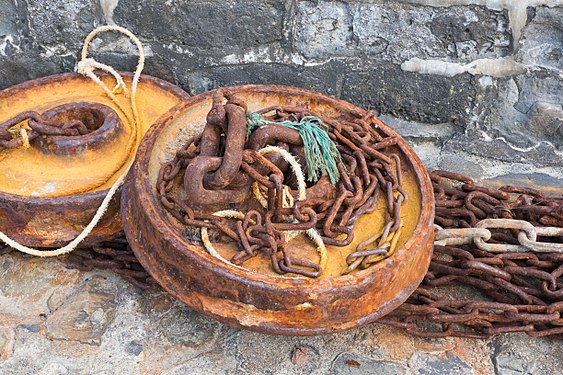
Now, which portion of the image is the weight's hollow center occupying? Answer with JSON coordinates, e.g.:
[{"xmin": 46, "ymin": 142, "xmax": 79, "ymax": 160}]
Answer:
[{"xmin": 33, "ymin": 102, "xmax": 122, "ymax": 156}]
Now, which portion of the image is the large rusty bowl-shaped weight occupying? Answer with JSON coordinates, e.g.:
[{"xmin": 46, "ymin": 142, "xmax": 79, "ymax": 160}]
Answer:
[
  {"xmin": 122, "ymin": 85, "xmax": 434, "ymax": 335},
  {"xmin": 0, "ymin": 73, "xmax": 189, "ymax": 247}
]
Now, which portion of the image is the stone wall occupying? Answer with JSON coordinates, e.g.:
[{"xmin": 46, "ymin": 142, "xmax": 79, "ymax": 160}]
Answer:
[{"xmin": 0, "ymin": 0, "xmax": 562, "ymax": 177}]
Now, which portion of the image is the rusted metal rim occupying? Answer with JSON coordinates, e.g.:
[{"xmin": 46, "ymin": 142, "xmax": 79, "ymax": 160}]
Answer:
[
  {"xmin": 122, "ymin": 85, "xmax": 435, "ymax": 335},
  {"xmin": 0, "ymin": 72, "xmax": 189, "ymax": 247}
]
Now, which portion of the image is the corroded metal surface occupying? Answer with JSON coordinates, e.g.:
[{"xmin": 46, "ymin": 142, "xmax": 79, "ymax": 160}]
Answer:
[
  {"xmin": 0, "ymin": 72, "xmax": 189, "ymax": 247},
  {"xmin": 122, "ymin": 85, "xmax": 434, "ymax": 335},
  {"xmin": 382, "ymin": 171, "xmax": 563, "ymax": 338},
  {"xmin": 33, "ymin": 102, "xmax": 123, "ymax": 156}
]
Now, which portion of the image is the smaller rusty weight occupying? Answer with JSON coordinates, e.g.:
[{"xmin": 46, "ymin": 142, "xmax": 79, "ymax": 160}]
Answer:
[{"xmin": 0, "ymin": 72, "xmax": 189, "ymax": 248}]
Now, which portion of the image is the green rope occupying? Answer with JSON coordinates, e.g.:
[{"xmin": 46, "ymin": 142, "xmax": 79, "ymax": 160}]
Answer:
[{"xmin": 246, "ymin": 112, "xmax": 341, "ymax": 184}]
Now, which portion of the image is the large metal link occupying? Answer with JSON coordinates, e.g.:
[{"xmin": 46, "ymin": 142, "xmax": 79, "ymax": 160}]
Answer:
[{"xmin": 435, "ymin": 218, "xmax": 563, "ymax": 254}]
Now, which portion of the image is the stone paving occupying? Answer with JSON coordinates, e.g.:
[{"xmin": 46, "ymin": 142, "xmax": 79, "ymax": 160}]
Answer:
[{"xmin": 0, "ymin": 248, "xmax": 562, "ymax": 374}]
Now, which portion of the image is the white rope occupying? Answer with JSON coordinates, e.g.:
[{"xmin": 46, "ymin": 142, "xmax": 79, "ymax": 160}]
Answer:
[
  {"xmin": 254, "ymin": 146, "xmax": 328, "ymax": 272},
  {"xmin": 0, "ymin": 25, "xmax": 145, "ymax": 257},
  {"xmin": 77, "ymin": 25, "xmax": 145, "ymax": 128},
  {"xmin": 255, "ymin": 146, "xmax": 307, "ymax": 201},
  {"xmin": 19, "ymin": 128, "xmax": 30, "ymax": 149},
  {"xmin": 201, "ymin": 210, "xmax": 246, "ymax": 265},
  {"xmin": 78, "ymin": 58, "xmax": 128, "ymax": 95}
]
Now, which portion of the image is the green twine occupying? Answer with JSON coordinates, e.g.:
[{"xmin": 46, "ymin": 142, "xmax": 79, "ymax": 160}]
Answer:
[{"xmin": 246, "ymin": 112, "xmax": 341, "ymax": 184}]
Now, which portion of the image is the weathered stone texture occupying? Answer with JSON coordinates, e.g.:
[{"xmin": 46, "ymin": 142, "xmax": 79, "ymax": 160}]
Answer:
[
  {"xmin": 330, "ymin": 352, "xmax": 407, "ymax": 375},
  {"xmin": 517, "ymin": 6, "xmax": 562, "ymax": 70},
  {"xmin": 295, "ymin": 1, "xmax": 354, "ymax": 59},
  {"xmin": 342, "ymin": 63, "xmax": 481, "ymax": 125},
  {"xmin": 185, "ymin": 60, "xmax": 343, "ymax": 96},
  {"xmin": 114, "ymin": 0, "xmax": 285, "ymax": 51},
  {"xmin": 295, "ymin": 1, "xmax": 512, "ymax": 62},
  {"xmin": 44, "ymin": 275, "xmax": 117, "ymax": 345},
  {"xmin": 25, "ymin": 0, "xmax": 104, "ymax": 51}
]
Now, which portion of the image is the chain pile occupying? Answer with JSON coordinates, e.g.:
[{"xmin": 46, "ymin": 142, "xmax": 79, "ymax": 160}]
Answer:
[
  {"xmin": 155, "ymin": 91, "xmax": 406, "ymax": 277},
  {"xmin": 381, "ymin": 171, "xmax": 563, "ymax": 338}
]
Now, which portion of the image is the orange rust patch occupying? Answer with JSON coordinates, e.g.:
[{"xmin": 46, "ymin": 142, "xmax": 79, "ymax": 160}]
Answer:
[{"xmin": 0, "ymin": 75, "xmax": 183, "ymax": 197}]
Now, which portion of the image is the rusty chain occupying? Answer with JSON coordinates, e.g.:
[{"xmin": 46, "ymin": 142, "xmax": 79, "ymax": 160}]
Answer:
[
  {"xmin": 154, "ymin": 91, "xmax": 406, "ymax": 277},
  {"xmin": 380, "ymin": 170, "xmax": 563, "ymax": 338},
  {"xmin": 0, "ymin": 109, "xmax": 94, "ymax": 149}
]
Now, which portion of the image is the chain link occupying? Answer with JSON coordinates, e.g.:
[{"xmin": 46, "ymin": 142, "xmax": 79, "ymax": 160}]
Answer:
[
  {"xmin": 383, "ymin": 170, "xmax": 563, "ymax": 338},
  {"xmin": 0, "ymin": 110, "xmax": 90, "ymax": 149},
  {"xmin": 435, "ymin": 218, "xmax": 563, "ymax": 254}
]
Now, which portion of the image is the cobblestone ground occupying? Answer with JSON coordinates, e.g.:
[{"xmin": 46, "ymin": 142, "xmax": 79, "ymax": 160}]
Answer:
[{"xmin": 1, "ymin": 162, "xmax": 562, "ymax": 375}]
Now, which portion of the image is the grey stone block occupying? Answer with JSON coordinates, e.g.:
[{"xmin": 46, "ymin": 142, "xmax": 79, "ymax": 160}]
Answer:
[
  {"xmin": 452, "ymin": 67, "xmax": 563, "ymax": 167},
  {"xmin": 514, "ymin": 67, "xmax": 563, "ymax": 114},
  {"xmin": 184, "ymin": 60, "xmax": 343, "ymax": 96},
  {"xmin": 0, "ymin": 51, "xmax": 74, "ymax": 89},
  {"xmin": 446, "ymin": 134, "xmax": 562, "ymax": 167},
  {"xmin": 341, "ymin": 62, "xmax": 480, "ymax": 125},
  {"xmin": 0, "ymin": 0, "xmax": 25, "ymax": 37},
  {"xmin": 114, "ymin": 0, "xmax": 285, "ymax": 51},
  {"xmin": 517, "ymin": 6, "xmax": 562, "ymax": 70},
  {"xmin": 413, "ymin": 353, "xmax": 473, "ymax": 375},
  {"xmin": 25, "ymin": 0, "xmax": 104, "ymax": 50},
  {"xmin": 491, "ymin": 333, "xmax": 563, "ymax": 375},
  {"xmin": 295, "ymin": 0, "xmax": 354, "ymax": 60},
  {"xmin": 427, "ymin": 5, "xmax": 511, "ymax": 61},
  {"xmin": 295, "ymin": 1, "xmax": 512, "ymax": 63},
  {"xmin": 439, "ymin": 154, "xmax": 484, "ymax": 179},
  {"xmin": 352, "ymin": 2, "xmax": 441, "ymax": 61}
]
